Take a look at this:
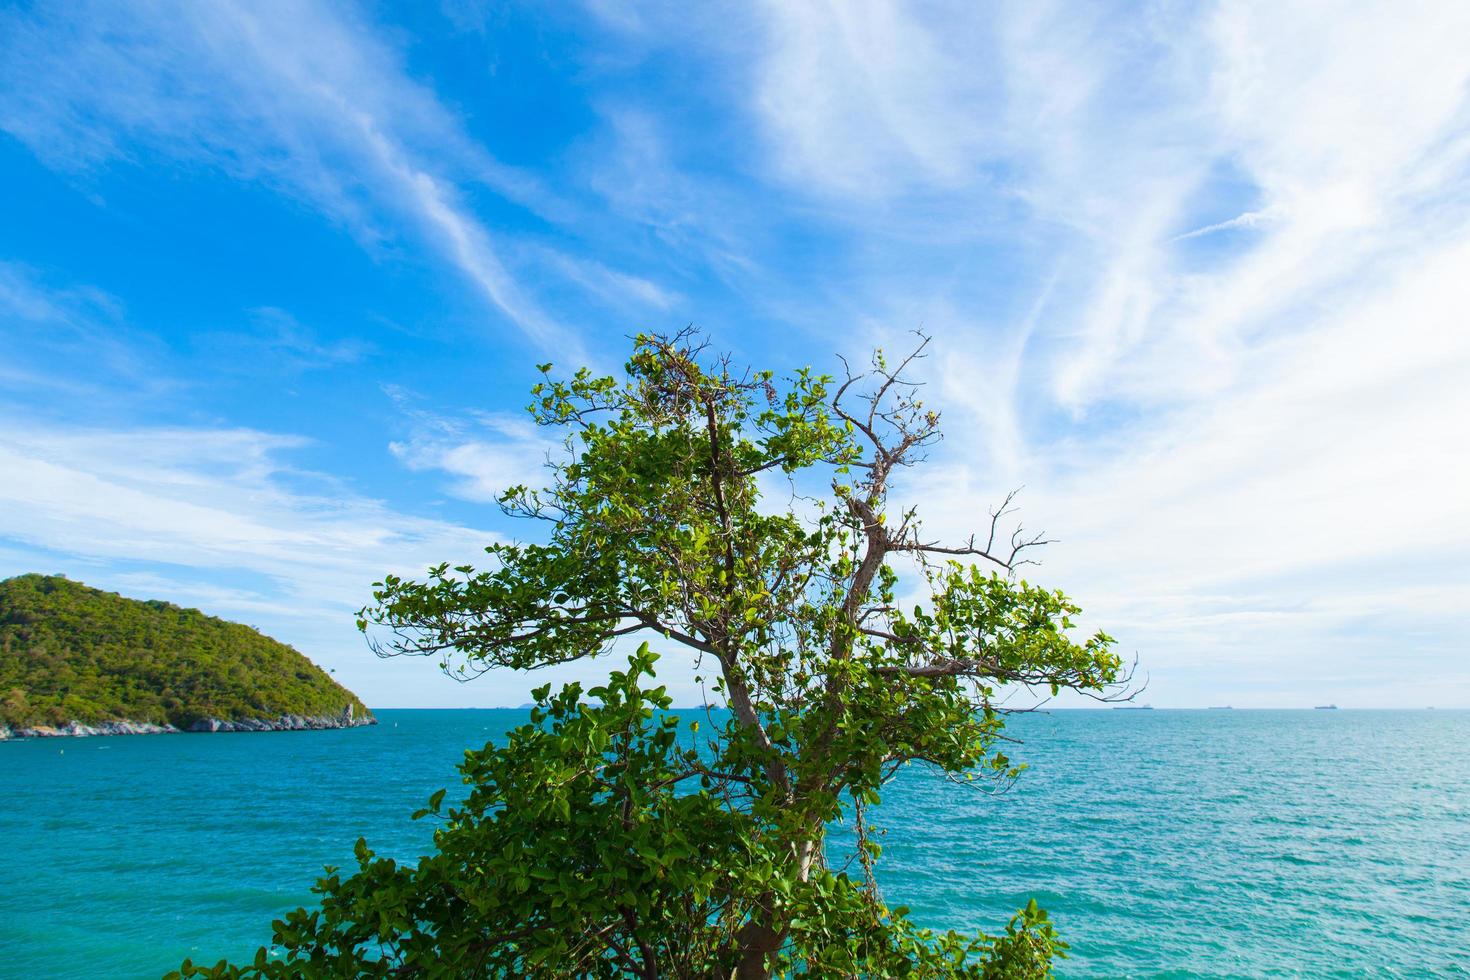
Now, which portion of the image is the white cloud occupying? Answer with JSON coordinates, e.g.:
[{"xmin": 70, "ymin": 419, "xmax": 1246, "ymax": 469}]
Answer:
[
  {"xmin": 0, "ymin": 422, "xmax": 494, "ymax": 604},
  {"xmin": 389, "ymin": 410, "xmax": 560, "ymax": 504},
  {"xmin": 1027, "ymin": 234, "xmax": 1470, "ymax": 586}
]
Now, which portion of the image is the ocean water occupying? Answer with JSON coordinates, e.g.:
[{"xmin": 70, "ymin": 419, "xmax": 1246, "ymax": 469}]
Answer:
[{"xmin": 2, "ymin": 709, "xmax": 1467, "ymax": 978}]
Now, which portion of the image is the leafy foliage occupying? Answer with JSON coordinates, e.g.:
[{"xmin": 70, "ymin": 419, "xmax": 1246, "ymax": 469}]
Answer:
[
  {"xmin": 0, "ymin": 574, "xmax": 369, "ymax": 728},
  {"xmin": 182, "ymin": 332, "xmax": 1121, "ymax": 977}
]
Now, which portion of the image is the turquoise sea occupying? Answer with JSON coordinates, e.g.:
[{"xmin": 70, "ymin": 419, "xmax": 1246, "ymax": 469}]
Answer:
[{"xmin": 3, "ymin": 709, "xmax": 1467, "ymax": 978}]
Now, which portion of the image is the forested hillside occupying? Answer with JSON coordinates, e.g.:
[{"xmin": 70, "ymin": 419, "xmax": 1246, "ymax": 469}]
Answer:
[{"xmin": 0, "ymin": 574, "xmax": 370, "ymax": 728}]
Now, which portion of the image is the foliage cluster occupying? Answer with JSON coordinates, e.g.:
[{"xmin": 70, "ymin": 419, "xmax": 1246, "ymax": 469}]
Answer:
[
  {"xmin": 171, "ymin": 648, "xmax": 1063, "ymax": 979},
  {"xmin": 0, "ymin": 574, "xmax": 369, "ymax": 728}
]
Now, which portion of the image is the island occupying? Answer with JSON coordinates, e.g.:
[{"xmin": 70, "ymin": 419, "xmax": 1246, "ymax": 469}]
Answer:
[{"xmin": 0, "ymin": 573, "xmax": 375, "ymax": 739}]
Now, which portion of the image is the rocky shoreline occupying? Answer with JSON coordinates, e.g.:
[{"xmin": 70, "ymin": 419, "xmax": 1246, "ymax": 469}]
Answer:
[{"xmin": 0, "ymin": 704, "xmax": 375, "ymax": 740}]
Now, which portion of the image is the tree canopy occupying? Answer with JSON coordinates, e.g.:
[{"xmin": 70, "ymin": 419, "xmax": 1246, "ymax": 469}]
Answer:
[
  {"xmin": 177, "ymin": 332, "xmax": 1123, "ymax": 978},
  {"xmin": 0, "ymin": 574, "xmax": 369, "ymax": 729}
]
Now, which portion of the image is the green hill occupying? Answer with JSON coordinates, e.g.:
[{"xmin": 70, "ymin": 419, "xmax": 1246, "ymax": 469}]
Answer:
[{"xmin": 0, "ymin": 574, "xmax": 371, "ymax": 731}]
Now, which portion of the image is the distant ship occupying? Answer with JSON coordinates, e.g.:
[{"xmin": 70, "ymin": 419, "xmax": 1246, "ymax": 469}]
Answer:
[
  {"xmin": 1314, "ymin": 704, "xmax": 1339, "ymax": 710},
  {"xmin": 1114, "ymin": 704, "xmax": 1154, "ymax": 710},
  {"xmin": 1208, "ymin": 706, "xmax": 1233, "ymax": 710}
]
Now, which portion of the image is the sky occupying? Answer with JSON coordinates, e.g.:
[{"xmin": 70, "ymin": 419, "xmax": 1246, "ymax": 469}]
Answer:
[{"xmin": 2, "ymin": 1, "xmax": 1468, "ymax": 709}]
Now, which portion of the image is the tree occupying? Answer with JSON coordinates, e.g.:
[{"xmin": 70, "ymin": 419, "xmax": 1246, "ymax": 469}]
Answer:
[{"xmin": 175, "ymin": 331, "xmax": 1123, "ymax": 979}]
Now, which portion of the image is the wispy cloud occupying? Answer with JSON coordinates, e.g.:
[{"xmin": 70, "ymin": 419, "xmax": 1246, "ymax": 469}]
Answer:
[
  {"xmin": 754, "ymin": 0, "xmax": 1001, "ymax": 196},
  {"xmin": 384, "ymin": 385, "xmax": 560, "ymax": 503},
  {"xmin": 0, "ymin": 421, "xmax": 492, "ymax": 605},
  {"xmin": 197, "ymin": 307, "xmax": 372, "ymax": 374},
  {"xmin": 0, "ymin": 0, "xmax": 602, "ymax": 355},
  {"xmin": 1171, "ymin": 208, "xmax": 1279, "ymax": 242},
  {"xmin": 0, "ymin": 262, "xmax": 176, "ymax": 401}
]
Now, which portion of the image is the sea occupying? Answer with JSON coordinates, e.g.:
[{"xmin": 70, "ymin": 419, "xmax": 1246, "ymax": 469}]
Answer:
[{"xmin": 2, "ymin": 708, "xmax": 1467, "ymax": 978}]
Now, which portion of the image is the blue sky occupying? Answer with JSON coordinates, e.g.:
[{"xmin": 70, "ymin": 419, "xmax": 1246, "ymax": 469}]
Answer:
[{"xmin": 2, "ymin": 1, "xmax": 1469, "ymax": 708}]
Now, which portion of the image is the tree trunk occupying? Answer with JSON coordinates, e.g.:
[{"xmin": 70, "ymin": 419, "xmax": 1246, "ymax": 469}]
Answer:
[{"xmin": 733, "ymin": 920, "xmax": 784, "ymax": 980}]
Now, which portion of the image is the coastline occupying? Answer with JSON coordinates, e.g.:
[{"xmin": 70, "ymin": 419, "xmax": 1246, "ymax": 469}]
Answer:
[{"xmin": 0, "ymin": 706, "xmax": 376, "ymax": 740}]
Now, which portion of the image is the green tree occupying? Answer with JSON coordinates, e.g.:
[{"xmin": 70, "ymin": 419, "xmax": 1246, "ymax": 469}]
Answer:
[{"xmin": 177, "ymin": 332, "xmax": 1122, "ymax": 978}]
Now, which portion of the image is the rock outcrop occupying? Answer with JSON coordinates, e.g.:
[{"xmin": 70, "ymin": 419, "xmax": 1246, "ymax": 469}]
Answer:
[
  {"xmin": 0, "ymin": 719, "xmax": 179, "ymax": 739},
  {"xmin": 186, "ymin": 703, "xmax": 375, "ymax": 733},
  {"xmin": 0, "ymin": 704, "xmax": 375, "ymax": 740}
]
